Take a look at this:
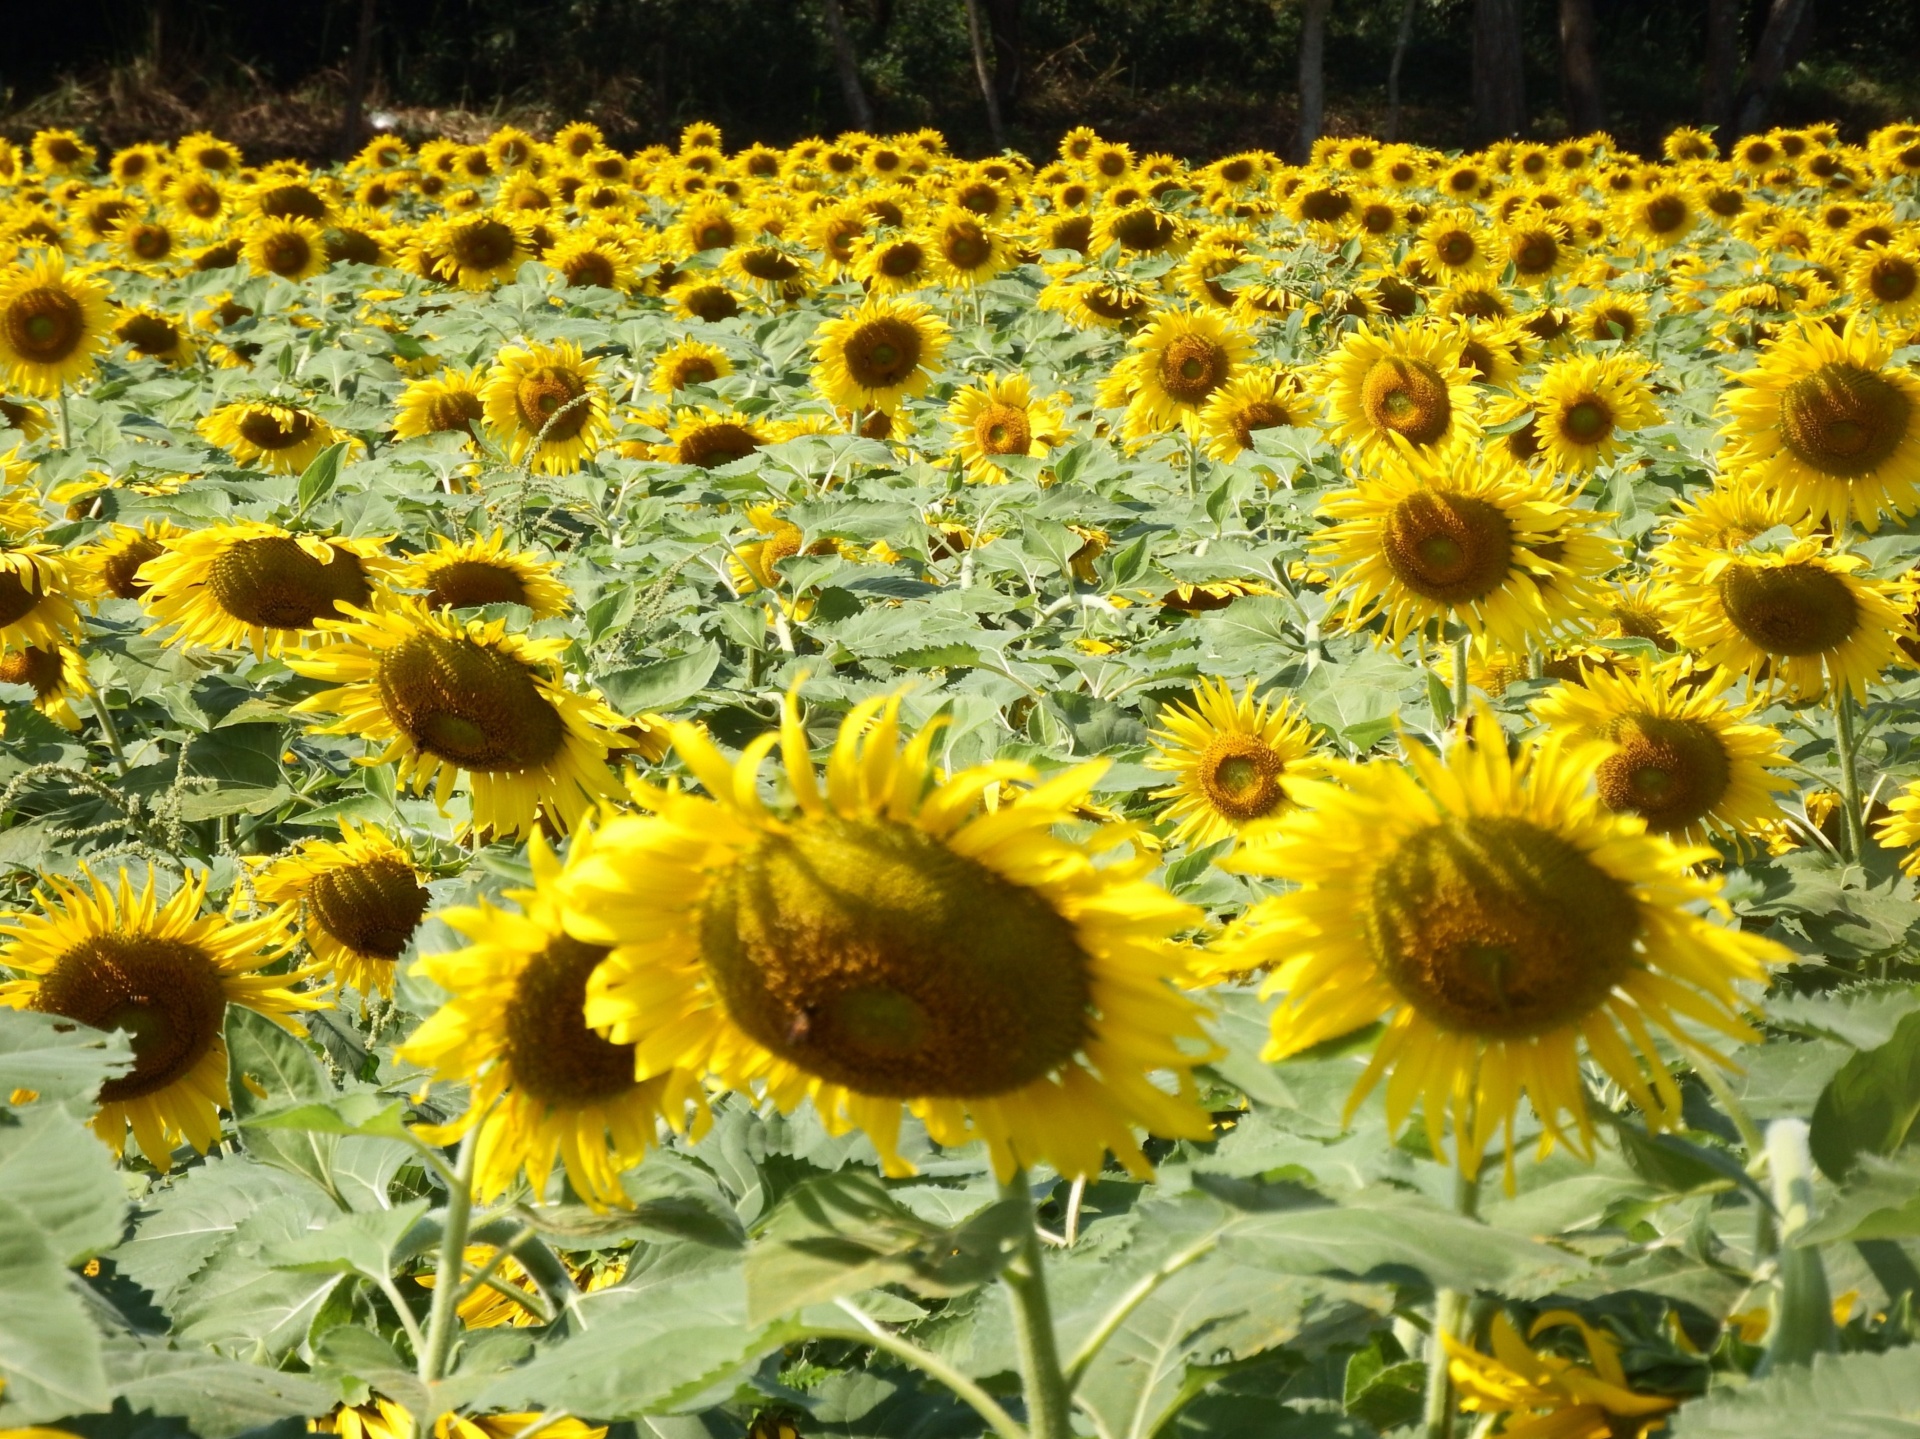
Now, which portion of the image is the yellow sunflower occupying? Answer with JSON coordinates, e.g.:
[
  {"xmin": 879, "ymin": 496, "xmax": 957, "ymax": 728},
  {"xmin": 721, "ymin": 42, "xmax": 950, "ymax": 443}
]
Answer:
[
  {"xmin": 1577, "ymin": 292, "xmax": 1649, "ymax": 345},
  {"xmin": 1098, "ymin": 307, "xmax": 1254, "ymax": 443},
  {"xmin": 426, "ymin": 211, "xmax": 533, "ymax": 291},
  {"xmin": 1532, "ymin": 657, "xmax": 1791, "ymax": 847},
  {"xmin": 1651, "ymin": 480, "xmax": 1809, "ymax": 564},
  {"xmin": 0, "ymin": 397, "xmax": 52, "ymax": 443},
  {"xmin": 481, "ymin": 340, "xmax": 611, "ymax": 475},
  {"xmin": 1147, "ymin": 678, "xmax": 1320, "ymax": 848},
  {"xmin": 811, "ymin": 296, "xmax": 951, "ymax": 416},
  {"xmin": 1199, "ymin": 367, "xmax": 1309, "ymax": 462},
  {"xmin": 0, "ymin": 867, "xmax": 319, "ymax": 1170},
  {"xmin": 944, "ymin": 372, "xmax": 1070, "ymax": 482},
  {"xmin": 402, "ymin": 530, "xmax": 571, "ymax": 618},
  {"xmin": 0, "ymin": 543, "xmax": 85, "ymax": 654},
  {"xmin": 923, "ymin": 206, "xmax": 1015, "ymax": 287},
  {"xmin": 1718, "ymin": 315, "xmax": 1920, "ymax": 531},
  {"xmin": 648, "ymin": 406, "xmax": 774, "ymax": 469},
  {"xmin": 1657, "ymin": 538, "xmax": 1905, "ymax": 702},
  {"xmin": 286, "ymin": 597, "xmax": 628, "ymax": 840},
  {"xmin": 648, "ymin": 336, "xmax": 734, "ymax": 396},
  {"xmin": 75, "ymin": 519, "xmax": 185, "ymax": 601},
  {"xmin": 1313, "ymin": 450, "xmax": 1621, "ymax": 652},
  {"xmin": 112, "ymin": 306, "xmax": 197, "ymax": 366},
  {"xmin": 1447, "ymin": 1310, "xmax": 1677, "ymax": 1439},
  {"xmin": 1416, "ymin": 209, "xmax": 1491, "ymax": 280},
  {"xmin": 555, "ymin": 688, "xmax": 1215, "ymax": 1182},
  {"xmin": 199, "ymin": 401, "xmax": 349, "ymax": 474},
  {"xmin": 401, "ymin": 825, "xmax": 703, "ymax": 1209},
  {"xmin": 1529, "ymin": 353, "xmax": 1661, "ymax": 474},
  {"xmin": 851, "ymin": 232, "xmax": 933, "ymax": 295},
  {"xmin": 0, "ymin": 640, "xmax": 92, "ymax": 731},
  {"xmin": 1620, "ymin": 185, "xmax": 1696, "ymax": 247},
  {"xmin": 137, "ymin": 521, "xmax": 397, "ymax": 657},
  {"xmin": 1317, "ymin": 321, "xmax": 1480, "ymax": 468},
  {"xmin": 1216, "ymin": 715, "xmax": 1784, "ymax": 1178},
  {"xmin": 0, "ymin": 250, "xmax": 112, "ymax": 396},
  {"xmin": 243, "ymin": 217, "xmax": 329, "ymax": 281},
  {"xmin": 253, "ymin": 822, "xmax": 431, "ymax": 997},
  {"xmin": 1874, "ymin": 782, "xmax": 1920, "ymax": 876},
  {"xmin": 30, "ymin": 129, "xmax": 96, "ymax": 178},
  {"xmin": 393, "ymin": 366, "xmax": 488, "ymax": 446}
]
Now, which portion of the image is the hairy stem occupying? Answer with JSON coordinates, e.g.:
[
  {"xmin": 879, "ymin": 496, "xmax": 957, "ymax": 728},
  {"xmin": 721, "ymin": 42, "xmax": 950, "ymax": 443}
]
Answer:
[
  {"xmin": 999, "ymin": 1171, "xmax": 1073, "ymax": 1439},
  {"xmin": 1832, "ymin": 687, "xmax": 1867, "ymax": 863},
  {"xmin": 418, "ymin": 1127, "xmax": 480, "ymax": 1383},
  {"xmin": 1420, "ymin": 1158, "xmax": 1483, "ymax": 1439}
]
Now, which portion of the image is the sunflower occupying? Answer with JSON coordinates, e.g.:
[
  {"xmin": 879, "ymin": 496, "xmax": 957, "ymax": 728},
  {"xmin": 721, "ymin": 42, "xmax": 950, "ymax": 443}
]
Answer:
[
  {"xmin": 1313, "ymin": 451, "xmax": 1621, "ymax": 652},
  {"xmin": 0, "ymin": 640, "xmax": 92, "ymax": 730},
  {"xmin": 138, "ymin": 521, "xmax": 397, "ymax": 657},
  {"xmin": 1091, "ymin": 201, "xmax": 1186, "ymax": 258},
  {"xmin": 1317, "ymin": 321, "xmax": 1479, "ymax": 468},
  {"xmin": 112, "ymin": 306, "xmax": 196, "ymax": 366},
  {"xmin": 811, "ymin": 296, "xmax": 951, "ymax": 416},
  {"xmin": 1036, "ymin": 271, "xmax": 1158, "ymax": 329},
  {"xmin": 393, "ymin": 366, "xmax": 488, "ymax": 446},
  {"xmin": 1658, "ymin": 538, "xmax": 1905, "ymax": 702},
  {"xmin": 924, "ymin": 206, "xmax": 1015, "ymax": 287},
  {"xmin": 1447, "ymin": 1310, "xmax": 1678, "ymax": 1439},
  {"xmin": 425, "ymin": 212, "xmax": 532, "ymax": 291},
  {"xmin": 401, "ymin": 825, "xmax": 703, "ymax": 1209},
  {"xmin": 481, "ymin": 339, "xmax": 611, "ymax": 475},
  {"xmin": 286, "ymin": 597, "xmax": 627, "ymax": 840},
  {"xmin": 110, "ymin": 213, "xmax": 181, "ymax": 269},
  {"xmin": 1217, "ymin": 715, "xmax": 1783, "ymax": 1177},
  {"xmin": 1199, "ymin": 366, "xmax": 1309, "ymax": 462},
  {"xmin": 0, "ymin": 251, "xmax": 112, "ymax": 396},
  {"xmin": 1098, "ymin": 307, "xmax": 1253, "ymax": 443},
  {"xmin": 543, "ymin": 228, "xmax": 640, "ymax": 291},
  {"xmin": 649, "ymin": 336, "xmax": 733, "ymax": 396},
  {"xmin": 1499, "ymin": 217, "xmax": 1573, "ymax": 285},
  {"xmin": 1147, "ymin": 678, "xmax": 1319, "ymax": 849},
  {"xmin": 1652, "ymin": 480, "xmax": 1808, "ymax": 562},
  {"xmin": 0, "ymin": 543, "xmax": 85, "ymax": 654},
  {"xmin": 1532, "ymin": 657, "xmax": 1791, "ymax": 846},
  {"xmin": 0, "ymin": 397, "xmax": 51, "ymax": 443},
  {"xmin": 200, "ymin": 401, "xmax": 347, "ymax": 473},
  {"xmin": 74, "ymin": 520, "xmax": 184, "ymax": 601},
  {"xmin": 853, "ymin": 234, "xmax": 934, "ymax": 295},
  {"xmin": 1529, "ymin": 353, "xmax": 1661, "ymax": 474},
  {"xmin": 1578, "ymin": 291, "xmax": 1649, "ymax": 344},
  {"xmin": 944, "ymin": 373, "xmax": 1070, "ymax": 482},
  {"xmin": 254, "ymin": 823, "xmax": 431, "ymax": 997},
  {"xmin": 649, "ymin": 406, "xmax": 774, "ymax": 469},
  {"xmin": 402, "ymin": 531, "xmax": 570, "ymax": 618},
  {"xmin": 554, "ymin": 689, "xmax": 1214, "ymax": 1181},
  {"xmin": 30, "ymin": 129, "xmax": 96, "ymax": 177},
  {"xmin": 1718, "ymin": 316, "xmax": 1920, "ymax": 531},
  {"xmin": 0, "ymin": 867, "xmax": 318, "ymax": 1170},
  {"xmin": 1874, "ymin": 783, "xmax": 1920, "ymax": 876},
  {"xmin": 243, "ymin": 217, "xmax": 329, "ymax": 281},
  {"xmin": 1621, "ymin": 186, "xmax": 1695, "ymax": 247},
  {"xmin": 1846, "ymin": 242, "xmax": 1920, "ymax": 320}
]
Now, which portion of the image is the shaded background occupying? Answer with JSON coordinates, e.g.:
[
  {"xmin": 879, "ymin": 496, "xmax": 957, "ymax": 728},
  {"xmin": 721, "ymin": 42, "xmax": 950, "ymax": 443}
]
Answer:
[{"xmin": 1, "ymin": 0, "xmax": 1915, "ymax": 163}]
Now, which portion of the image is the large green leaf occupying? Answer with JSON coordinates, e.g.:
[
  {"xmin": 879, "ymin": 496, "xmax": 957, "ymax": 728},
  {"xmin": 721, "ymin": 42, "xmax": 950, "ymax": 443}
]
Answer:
[
  {"xmin": 0, "ymin": 1099, "xmax": 127, "ymax": 1262},
  {"xmin": 166, "ymin": 1191, "xmax": 347, "ymax": 1357},
  {"xmin": 112, "ymin": 1155, "xmax": 324, "ymax": 1306},
  {"xmin": 1672, "ymin": 1348, "xmax": 1920, "ymax": 1437},
  {"xmin": 97, "ymin": 1337, "xmax": 336, "ymax": 1439},
  {"xmin": 0, "ymin": 1195, "xmax": 110, "ymax": 1420},
  {"xmin": 1810, "ymin": 1009, "xmax": 1920, "ymax": 1179},
  {"xmin": 0, "ymin": 1007, "xmax": 133, "ymax": 1102}
]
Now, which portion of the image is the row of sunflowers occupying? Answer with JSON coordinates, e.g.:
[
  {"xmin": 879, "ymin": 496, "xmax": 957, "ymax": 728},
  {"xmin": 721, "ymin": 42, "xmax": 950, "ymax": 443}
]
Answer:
[{"xmin": 1, "ymin": 113, "xmax": 1919, "ymax": 1439}]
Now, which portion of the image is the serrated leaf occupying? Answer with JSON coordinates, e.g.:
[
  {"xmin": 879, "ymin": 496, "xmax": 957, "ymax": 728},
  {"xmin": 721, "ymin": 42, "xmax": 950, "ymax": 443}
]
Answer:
[
  {"xmin": 0, "ymin": 1007, "xmax": 133, "ymax": 1103},
  {"xmin": 1797, "ymin": 1151, "xmax": 1920, "ymax": 1243},
  {"xmin": 0, "ymin": 1196, "xmax": 110, "ymax": 1419},
  {"xmin": 1810, "ymin": 1009, "xmax": 1920, "ymax": 1179},
  {"xmin": 242, "ymin": 1089, "xmax": 412, "ymax": 1141},
  {"xmin": 1671, "ymin": 1348, "xmax": 1920, "ymax": 1437},
  {"xmin": 167, "ymin": 1193, "xmax": 343, "ymax": 1356},
  {"xmin": 271, "ymin": 1198, "xmax": 429, "ymax": 1280},
  {"xmin": 0, "ymin": 1100, "xmax": 128, "ymax": 1262},
  {"xmin": 111, "ymin": 1156, "xmax": 323, "ymax": 1306},
  {"xmin": 97, "ymin": 1337, "xmax": 335, "ymax": 1439}
]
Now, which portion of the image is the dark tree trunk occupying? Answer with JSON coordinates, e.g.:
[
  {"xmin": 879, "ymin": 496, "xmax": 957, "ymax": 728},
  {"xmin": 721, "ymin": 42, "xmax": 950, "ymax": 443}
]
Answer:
[
  {"xmin": 820, "ymin": 0, "xmax": 875, "ymax": 131},
  {"xmin": 983, "ymin": 0, "xmax": 1022, "ymax": 116},
  {"xmin": 340, "ymin": 0, "xmax": 378, "ymax": 160},
  {"xmin": 1472, "ymin": 0, "xmax": 1528, "ymax": 142},
  {"xmin": 1292, "ymin": 0, "xmax": 1333, "ymax": 164},
  {"xmin": 962, "ymin": 0, "xmax": 1008, "ymax": 151},
  {"xmin": 1703, "ymin": 0, "xmax": 1743, "ymax": 135},
  {"xmin": 1736, "ymin": 0, "xmax": 1814, "ymax": 135},
  {"xmin": 1386, "ymin": 0, "xmax": 1417, "ymax": 141},
  {"xmin": 1557, "ymin": 0, "xmax": 1603, "ymax": 133}
]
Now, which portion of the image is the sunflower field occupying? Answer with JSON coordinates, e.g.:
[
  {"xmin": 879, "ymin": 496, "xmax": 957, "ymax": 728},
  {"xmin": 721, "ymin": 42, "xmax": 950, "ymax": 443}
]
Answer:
[{"xmin": 5, "ymin": 113, "xmax": 1920, "ymax": 1439}]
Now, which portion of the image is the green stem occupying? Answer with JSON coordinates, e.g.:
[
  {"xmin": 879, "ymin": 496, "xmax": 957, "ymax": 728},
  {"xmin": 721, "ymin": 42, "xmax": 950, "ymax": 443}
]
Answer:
[
  {"xmin": 1832, "ymin": 687, "xmax": 1867, "ymax": 863},
  {"xmin": 1420, "ymin": 1156, "xmax": 1483, "ymax": 1439},
  {"xmin": 57, "ymin": 384, "xmax": 70, "ymax": 450},
  {"xmin": 419, "ymin": 1127, "xmax": 480, "ymax": 1383},
  {"xmin": 1451, "ymin": 633, "xmax": 1470, "ymax": 726},
  {"xmin": 88, "ymin": 692, "xmax": 128, "ymax": 775},
  {"xmin": 1758, "ymin": 1119, "xmax": 1838, "ymax": 1374},
  {"xmin": 1000, "ymin": 1171, "xmax": 1073, "ymax": 1439},
  {"xmin": 826, "ymin": 1305, "xmax": 1028, "ymax": 1439}
]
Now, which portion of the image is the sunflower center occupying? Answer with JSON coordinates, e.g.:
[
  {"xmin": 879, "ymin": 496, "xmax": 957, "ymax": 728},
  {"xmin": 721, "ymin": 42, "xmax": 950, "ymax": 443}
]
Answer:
[
  {"xmin": 1436, "ymin": 231, "xmax": 1476, "ymax": 266},
  {"xmin": 1111, "ymin": 209, "xmax": 1175, "ymax": 252},
  {"xmin": 1778, "ymin": 362, "xmax": 1912, "ymax": 477},
  {"xmin": 422, "ymin": 558, "xmax": 528, "ymax": 610},
  {"xmin": 4, "ymin": 287, "xmax": 85, "ymax": 363},
  {"xmin": 1718, "ymin": 561, "xmax": 1859, "ymax": 656},
  {"xmin": 1197, "ymin": 733, "xmax": 1287, "ymax": 821},
  {"xmin": 0, "ymin": 568, "xmax": 47, "ymax": 627},
  {"xmin": 563, "ymin": 251, "xmax": 617, "ymax": 289},
  {"xmin": 207, "ymin": 536, "xmax": 371, "ymax": 630},
  {"xmin": 0, "ymin": 644, "xmax": 63, "ymax": 695},
  {"xmin": 1591, "ymin": 307, "xmax": 1637, "ymax": 341},
  {"xmin": 698, "ymin": 816, "xmax": 1091, "ymax": 1098},
  {"xmin": 101, "ymin": 535, "xmax": 165, "ymax": 599},
  {"xmin": 35, "ymin": 936, "xmax": 229, "ymax": 1103},
  {"xmin": 1644, "ymin": 195, "xmax": 1689, "ymax": 233},
  {"xmin": 1512, "ymin": 233, "xmax": 1558, "ymax": 274},
  {"xmin": 514, "ymin": 366, "xmax": 590, "ymax": 440},
  {"xmin": 1867, "ymin": 257, "xmax": 1918, "ymax": 304},
  {"xmin": 236, "ymin": 409, "xmax": 315, "ymax": 450},
  {"xmin": 1560, "ymin": 396, "xmax": 1613, "ymax": 443},
  {"xmin": 842, "ymin": 317, "xmax": 922, "ymax": 389},
  {"xmin": 377, "ymin": 631, "xmax": 567, "ymax": 770},
  {"xmin": 974, "ymin": 401, "xmax": 1032, "ymax": 455},
  {"xmin": 504, "ymin": 933, "xmax": 636, "ymax": 1106},
  {"xmin": 1594, "ymin": 715, "xmax": 1732, "ymax": 830},
  {"xmin": 942, "ymin": 224, "xmax": 990, "ymax": 269},
  {"xmin": 1084, "ymin": 288, "xmax": 1147, "ymax": 321},
  {"xmin": 1299, "ymin": 188, "xmax": 1351, "ymax": 223},
  {"xmin": 119, "ymin": 314, "xmax": 182, "ymax": 355},
  {"xmin": 878, "ymin": 242, "xmax": 925, "ymax": 278},
  {"xmin": 678, "ymin": 422, "xmax": 762, "ymax": 469},
  {"xmin": 1231, "ymin": 398, "xmax": 1292, "ymax": 449},
  {"xmin": 1367, "ymin": 815, "xmax": 1641, "ymax": 1038},
  {"xmin": 671, "ymin": 357, "xmax": 719, "ymax": 388},
  {"xmin": 1159, "ymin": 334, "xmax": 1228, "ymax": 405},
  {"xmin": 260, "ymin": 232, "xmax": 314, "ymax": 276},
  {"xmin": 1361, "ymin": 356, "xmax": 1452, "ymax": 445},
  {"xmin": 741, "ymin": 248, "xmax": 802, "ymax": 281},
  {"xmin": 1381, "ymin": 491, "xmax": 1514, "ymax": 603},
  {"xmin": 308, "ymin": 857, "xmax": 431, "ymax": 960},
  {"xmin": 424, "ymin": 389, "xmax": 484, "ymax": 435}
]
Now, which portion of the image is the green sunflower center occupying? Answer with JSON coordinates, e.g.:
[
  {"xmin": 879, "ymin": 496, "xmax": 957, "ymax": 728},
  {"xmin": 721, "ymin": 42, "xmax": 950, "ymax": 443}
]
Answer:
[
  {"xmin": 1197, "ymin": 733, "xmax": 1287, "ymax": 822},
  {"xmin": 514, "ymin": 365, "xmax": 590, "ymax": 441},
  {"xmin": 698, "ymin": 816, "xmax": 1092, "ymax": 1098},
  {"xmin": 4, "ymin": 286, "xmax": 85, "ymax": 363},
  {"xmin": 307, "ymin": 856, "xmax": 431, "ymax": 961},
  {"xmin": 1159, "ymin": 333, "xmax": 1228, "ymax": 405},
  {"xmin": 207, "ymin": 536, "xmax": 371, "ymax": 630},
  {"xmin": 36, "ymin": 935, "xmax": 228, "ymax": 1103},
  {"xmin": 1368, "ymin": 815, "xmax": 1641, "ymax": 1037},
  {"xmin": 1779, "ymin": 362, "xmax": 1913, "ymax": 478},
  {"xmin": 1595, "ymin": 714, "xmax": 1732, "ymax": 831},
  {"xmin": 1382, "ymin": 491, "xmax": 1514, "ymax": 604},
  {"xmin": 503, "ymin": 934, "xmax": 636, "ymax": 1105},
  {"xmin": 1361, "ymin": 356, "xmax": 1452, "ymax": 446},
  {"xmin": 377, "ymin": 631, "xmax": 569, "ymax": 771},
  {"xmin": 1718, "ymin": 561, "xmax": 1860, "ymax": 656},
  {"xmin": 1560, "ymin": 396, "xmax": 1613, "ymax": 444},
  {"xmin": 842, "ymin": 317, "xmax": 922, "ymax": 389}
]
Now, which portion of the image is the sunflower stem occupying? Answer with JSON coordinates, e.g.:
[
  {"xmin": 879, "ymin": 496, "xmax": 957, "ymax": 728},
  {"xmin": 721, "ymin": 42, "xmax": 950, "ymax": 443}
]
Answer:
[
  {"xmin": 57, "ymin": 384, "xmax": 71, "ymax": 449},
  {"xmin": 1420, "ymin": 1159, "xmax": 1483, "ymax": 1439},
  {"xmin": 1000, "ymin": 1170, "xmax": 1073, "ymax": 1439},
  {"xmin": 1832, "ymin": 687, "xmax": 1867, "ymax": 863},
  {"xmin": 88, "ymin": 693, "xmax": 129, "ymax": 776},
  {"xmin": 419, "ymin": 1126, "xmax": 480, "ymax": 1383},
  {"xmin": 1450, "ymin": 634, "xmax": 1470, "ymax": 726}
]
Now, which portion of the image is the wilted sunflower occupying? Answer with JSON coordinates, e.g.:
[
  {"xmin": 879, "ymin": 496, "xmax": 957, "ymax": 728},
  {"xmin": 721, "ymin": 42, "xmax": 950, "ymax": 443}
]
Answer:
[
  {"xmin": 481, "ymin": 339, "xmax": 611, "ymax": 475},
  {"xmin": 287, "ymin": 597, "xmax": 628, "ymax": 840},
  {"xmin": 1529, "ymin": 353, "xmax": 1661, "ymax": 474},
  {"xmin": 1199, "ymin": 367, "xmax": 1308, "ymax": 462},
  {"xmin": 393, "ymin": 366, "xmax": 488, "ymax": 446},
  {"xmin": 199, "ymin": 400, "xmax": 348, "ymax": 473},
  {"xmin": 1658, "ymin": 538, "xmax": 1905, "ymax": 701},
  {"xmin": 1218, "ymin": 716, "xmax": 1783, "ymax": 1178},
  {"xmin": 1098, "ymin": 307, "xmax": 1253, "ymax": 443},
  {"xmin": 649, "ymin": 336, "xmax": 733, "ymax": 396},
  {"xmin": 812, "ymin": 296, "xmax": 951, "ymax": 416},
  {"xmin": 242, "ymin": 216, "xmax": 329, "ymax": 281},
  {"xmin": 944, "ymin": 372, "xmax": 1069, "ymax": 482},
  {"xmin": 137, "ymin": 521, "xmax": 397, "ymax": 656},
  {"xmin": 0, "ymin": 867, "xmax": 318, "ymax": 1170},
  {"xmin": 1318, "ymin": 321, "xmax": 1480, "ymax": 467},
  {"xmin": 402, "ymin": 826, "xmax": 703, "ymax": 1210},
  {"xmin": 1718, "ymin": 316, "xmax": 1920, "ymax": 531},
  {"xmin": 1533, "ymin": 657, "xmax": 1791, "ymax": 847},
  {"xmin": 1313, "ymin": 451, "xmax": 1620, "ymax": 652},
  {"xmin": 1148, "ymin": 678, "xmax": 1320, "ymax": 848},
  {"xmin": 0, "ymin": 543, "xmax": 85, "ymax": 654},
  {"xmin": 0, "ymin": 250, "xmax": 112, "ymax": 396},
  {"xmin": 402, "ymin": 530, "xmax": 570, "ymax": 617},
  {"xmin": 112, "ymin": 306, "xmax": 196, "ymax": 366},
  {"xmin": 254, "ymin": 822, "xmax": 431, "ymax": 997},
  {"xmin": 557, "ymin": 689, "xmax": 1215, "ymax": 1181},
  {"xmin": 0, "ymin": 640, "xmax": 92, "ymax": 730}
]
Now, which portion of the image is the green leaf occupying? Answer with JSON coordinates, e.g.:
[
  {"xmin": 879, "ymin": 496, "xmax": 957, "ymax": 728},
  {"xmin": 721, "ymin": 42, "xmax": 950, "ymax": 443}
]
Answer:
[
  {"xmin": 1344, "ymin": 1344, "xmax": 1425, "ymax": 1431},
  {"xmin": 1810, "ymin": 1009, "xmax": 1920, "ymax": 1179},
  {"xmin": 803, "ymin": 1370, "xmax": 979, "ymax": 1438},
  {"xmin": 242, "ymin": 1089, "xmax": 412, "ymax": 1142},
  {"xmin": 166, "ymin": 1193, "xmax": 347, "ymax": 1356},
  {"xmin": 0, "ymin": 1007, "xmax": 133, "ymax": 1103},
  {"xmin": 271, "ymin": 1198, "xmax": 430, "ymax": 1281},
  {"xmin": 0, "ymin": 1195, "xmax": 110, "ymax": 1419},
  {"xmin": 1798, "ymin": 1151, "xmax": 1920, "ymax": 1243},
  {"xmin": 599, "ymin": 641, "xmax": 722, "ymax": 714},
  {"xmin": 1671, "ymin": 1348, "xmax": 1920, "ymax": 1437},
  {"xmin": 98, "ymin": 1337, "xmax": 335, "ymax": 1439},
  {"xmin": 225, "ymin": 1008, "xmax": 353, "ymax": 1204},
  {"xmin": 0, "ymin": 1100, "xmax": 128, "ymax": 1262},
  {"xmin": 112, "ymin": 1156, "xmax": 325, "ymax": 1306},
  {"xmin": 296, "ymin": 440, "xmax": 350, "ymax": 513}
]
